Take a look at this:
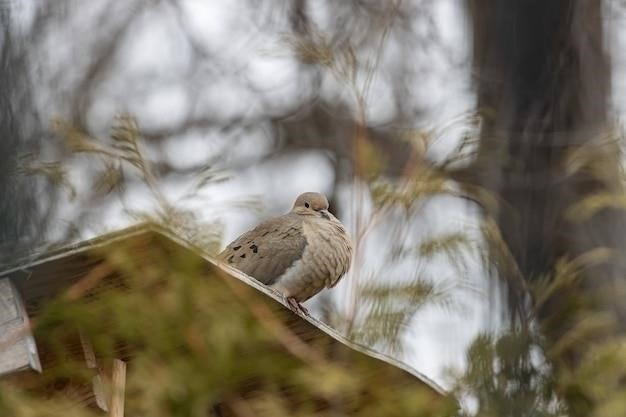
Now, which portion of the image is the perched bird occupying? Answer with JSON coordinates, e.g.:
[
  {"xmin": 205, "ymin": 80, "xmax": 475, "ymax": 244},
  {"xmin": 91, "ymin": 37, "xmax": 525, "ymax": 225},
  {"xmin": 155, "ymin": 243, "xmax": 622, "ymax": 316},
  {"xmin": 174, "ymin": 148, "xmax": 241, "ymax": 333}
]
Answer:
[{"xmin": 219, "ymin": 192, "xmax": 352, "ymax": 314}]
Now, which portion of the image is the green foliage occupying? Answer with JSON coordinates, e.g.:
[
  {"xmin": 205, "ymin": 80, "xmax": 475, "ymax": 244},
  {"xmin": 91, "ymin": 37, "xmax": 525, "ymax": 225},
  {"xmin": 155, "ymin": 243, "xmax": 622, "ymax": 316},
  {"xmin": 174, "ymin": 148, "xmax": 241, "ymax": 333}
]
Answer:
[
  {"xmin": 47, "ymin": 115, "xmax": 226, "ymax": 253},
  {"xmin": 2, "ymin": 235, "xmax": 456, "ymax": 417},
  {"xmin": 284, "ymin": 32, "xmax": 357, "ymax": 84},
  {"xmin": 353, "ymin": 279, "xmax": 457, "ymax": 354},
  {"xmin": 16, "ymin": 158, "xmax": 77, "ymax": 201},
  {"xmin": 451, "ymin": 332, "xmax": 561, "ymax": 417},
  {"xmin": 449, "ymin": 250, "xmax": 626, "ymax": 417}
]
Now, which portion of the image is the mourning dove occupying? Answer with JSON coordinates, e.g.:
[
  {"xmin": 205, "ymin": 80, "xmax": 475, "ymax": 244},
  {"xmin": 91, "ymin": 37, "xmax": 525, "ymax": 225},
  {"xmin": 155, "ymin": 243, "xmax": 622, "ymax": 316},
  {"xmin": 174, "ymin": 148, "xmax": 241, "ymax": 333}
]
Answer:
[{"xmin": 219, "ymin": 192, "xmax": 352, "ymax": 314}]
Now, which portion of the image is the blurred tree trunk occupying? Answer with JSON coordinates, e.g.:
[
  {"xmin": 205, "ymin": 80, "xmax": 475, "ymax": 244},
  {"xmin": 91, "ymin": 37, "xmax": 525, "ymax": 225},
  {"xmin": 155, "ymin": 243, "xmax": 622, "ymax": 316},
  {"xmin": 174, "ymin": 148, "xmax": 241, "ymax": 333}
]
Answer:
[
  {"xmin": 0, "ymin": 8, "xmax": 45, "ymax": 263},
  {"xmin": 467, "ymin": 0, "xmax": 626, "ymax": 363}
]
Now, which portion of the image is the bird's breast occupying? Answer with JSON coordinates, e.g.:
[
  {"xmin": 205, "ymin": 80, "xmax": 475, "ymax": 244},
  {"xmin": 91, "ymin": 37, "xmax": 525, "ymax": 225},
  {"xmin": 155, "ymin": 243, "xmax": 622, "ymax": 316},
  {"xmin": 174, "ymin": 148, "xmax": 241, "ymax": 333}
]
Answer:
[{"xmin": 271, "ymin": 217, "xmax": 352, "ymax": 302}]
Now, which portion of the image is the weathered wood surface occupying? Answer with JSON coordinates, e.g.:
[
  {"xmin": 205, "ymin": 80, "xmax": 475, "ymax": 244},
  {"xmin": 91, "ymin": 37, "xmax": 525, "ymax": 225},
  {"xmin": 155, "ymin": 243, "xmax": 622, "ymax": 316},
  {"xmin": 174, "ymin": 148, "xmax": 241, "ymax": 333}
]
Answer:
[
  {"xmin": 0, "ymin": 278, "xmax": 41, "ymax": 376},
  {"xmin": 110, "ymin": 359, "xmax": 127, "ymax": 417}
]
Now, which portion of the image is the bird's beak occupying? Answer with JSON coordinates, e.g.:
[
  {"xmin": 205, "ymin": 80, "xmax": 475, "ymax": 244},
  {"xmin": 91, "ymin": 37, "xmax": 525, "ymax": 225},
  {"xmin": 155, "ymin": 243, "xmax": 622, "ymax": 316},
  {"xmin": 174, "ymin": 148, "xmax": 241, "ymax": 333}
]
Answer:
[{"xmin": 319, "ymin": 209, "xmax": 330, "ymax": 220}]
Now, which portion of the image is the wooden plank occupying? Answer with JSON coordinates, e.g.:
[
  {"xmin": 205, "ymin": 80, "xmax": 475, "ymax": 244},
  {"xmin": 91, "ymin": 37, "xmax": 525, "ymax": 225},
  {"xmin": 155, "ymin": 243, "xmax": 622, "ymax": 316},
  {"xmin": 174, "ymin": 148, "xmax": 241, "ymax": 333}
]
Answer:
[
  {"xmin": 0, "ymin": 278, "xmax": 41, "ymax": 375},
  {"xmin": 79, "ymin": 332, "xmax": 109, "ymax": 412},
  {"xmin": 110, "ymin": 359, "xmax": 127, "ymax": 417}
]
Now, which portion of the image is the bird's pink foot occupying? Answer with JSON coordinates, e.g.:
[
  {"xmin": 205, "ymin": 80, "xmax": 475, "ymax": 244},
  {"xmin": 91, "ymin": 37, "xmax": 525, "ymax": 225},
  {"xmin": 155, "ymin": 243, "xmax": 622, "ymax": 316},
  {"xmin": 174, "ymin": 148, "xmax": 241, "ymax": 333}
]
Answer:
[{"xmin": 286, "ymin": 296, "xmax": 308, "ymax": 315}]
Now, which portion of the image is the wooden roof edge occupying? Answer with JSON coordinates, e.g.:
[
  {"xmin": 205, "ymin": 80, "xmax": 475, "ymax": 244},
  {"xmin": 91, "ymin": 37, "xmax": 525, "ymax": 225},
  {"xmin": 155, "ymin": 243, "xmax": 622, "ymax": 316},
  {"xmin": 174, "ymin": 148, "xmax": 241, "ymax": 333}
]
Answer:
[
  {"xmin": 224, "ymin": 272, "xmax": 447, "ymax": 395},
  {"xmin": 0, "ymin": 222, "xmax": 448, "ymax": 396},
  {"xmin": 161, "ymin": 230, "xmax": 448, "ymax": 396},
  {"xmin": 0, "ymin": 222, "xmax": 156, "ymax": 278}
]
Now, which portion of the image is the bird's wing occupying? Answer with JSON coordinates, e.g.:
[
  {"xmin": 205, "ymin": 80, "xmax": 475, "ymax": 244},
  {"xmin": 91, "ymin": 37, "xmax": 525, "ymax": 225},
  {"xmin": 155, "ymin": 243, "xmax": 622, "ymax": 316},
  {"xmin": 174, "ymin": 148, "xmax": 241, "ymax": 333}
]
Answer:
[{"xmin": 219, "ymin": 214, "xmax": 307, "ymax": 285}]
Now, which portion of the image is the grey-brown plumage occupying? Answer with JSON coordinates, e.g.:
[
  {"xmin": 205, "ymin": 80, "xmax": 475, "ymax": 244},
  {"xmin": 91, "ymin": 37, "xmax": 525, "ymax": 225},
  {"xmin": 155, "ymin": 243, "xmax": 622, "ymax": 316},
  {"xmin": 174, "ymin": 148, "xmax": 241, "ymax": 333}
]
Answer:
[{"xmin": 219, "ymin": 192, "xmax": 352, "ymax": 313}]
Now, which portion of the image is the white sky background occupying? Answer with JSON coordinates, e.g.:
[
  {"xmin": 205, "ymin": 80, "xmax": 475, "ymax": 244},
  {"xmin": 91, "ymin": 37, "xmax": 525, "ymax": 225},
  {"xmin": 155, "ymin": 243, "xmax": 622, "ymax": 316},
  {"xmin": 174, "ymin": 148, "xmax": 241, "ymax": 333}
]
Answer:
[{"xmin": 12, "ymin": 0, "xmax": 626, "ymax": 388}]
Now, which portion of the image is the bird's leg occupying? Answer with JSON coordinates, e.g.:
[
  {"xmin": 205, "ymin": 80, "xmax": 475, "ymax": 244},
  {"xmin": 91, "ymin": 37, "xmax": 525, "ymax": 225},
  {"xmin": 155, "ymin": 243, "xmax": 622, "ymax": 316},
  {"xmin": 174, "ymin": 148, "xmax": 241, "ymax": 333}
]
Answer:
[{"xmin": 286, "ymin": 296, "xmax": 308, "ymax": 315}]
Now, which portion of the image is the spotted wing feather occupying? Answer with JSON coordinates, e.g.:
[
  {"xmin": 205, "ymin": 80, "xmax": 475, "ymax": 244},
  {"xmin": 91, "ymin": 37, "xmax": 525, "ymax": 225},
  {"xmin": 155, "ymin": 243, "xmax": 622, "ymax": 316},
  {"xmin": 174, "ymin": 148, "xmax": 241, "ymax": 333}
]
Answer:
[{"xmin": 219, "ymin": 214, "xmax": 307, "ymax": 285}]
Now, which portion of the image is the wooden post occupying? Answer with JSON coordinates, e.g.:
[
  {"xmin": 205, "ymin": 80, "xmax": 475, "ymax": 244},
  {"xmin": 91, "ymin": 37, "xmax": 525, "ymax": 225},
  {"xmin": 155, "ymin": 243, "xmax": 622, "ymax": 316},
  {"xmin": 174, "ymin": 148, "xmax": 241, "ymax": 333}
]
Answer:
[
  {"xmin": 110, "ymin": 359, "xmax": 127, "ymax": 417},
  {"xmin": 79, "ymin": 332, "xmax": 108, "ymax": 411}
]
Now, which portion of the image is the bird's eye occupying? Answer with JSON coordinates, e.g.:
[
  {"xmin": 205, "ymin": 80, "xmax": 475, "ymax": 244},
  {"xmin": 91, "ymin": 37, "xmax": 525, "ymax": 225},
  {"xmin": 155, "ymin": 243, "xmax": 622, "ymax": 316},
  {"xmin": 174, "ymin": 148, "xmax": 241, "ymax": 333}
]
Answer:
[{"xmin": 304, "ymin": 202, "xmax": 310, "ymax": 208}]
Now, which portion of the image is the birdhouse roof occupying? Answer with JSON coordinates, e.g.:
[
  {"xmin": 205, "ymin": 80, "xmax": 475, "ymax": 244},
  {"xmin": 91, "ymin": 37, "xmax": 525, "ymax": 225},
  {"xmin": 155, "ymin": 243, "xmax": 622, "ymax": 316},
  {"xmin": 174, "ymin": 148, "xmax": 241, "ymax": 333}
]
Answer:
[{"xmin": 0, "ymin": 223, "xmax": 445, "ymax": 397}]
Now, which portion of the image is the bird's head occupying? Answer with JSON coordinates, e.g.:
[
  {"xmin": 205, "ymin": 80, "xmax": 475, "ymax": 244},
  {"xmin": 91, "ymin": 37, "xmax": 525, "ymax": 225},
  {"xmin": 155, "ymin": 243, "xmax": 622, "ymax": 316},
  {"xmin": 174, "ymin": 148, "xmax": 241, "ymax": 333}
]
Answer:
[{"xmin": 291, "ymin": 192, "xmax": 331, "ymax": 219}]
